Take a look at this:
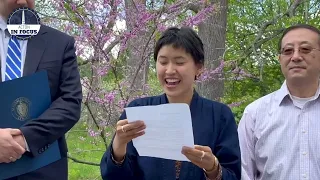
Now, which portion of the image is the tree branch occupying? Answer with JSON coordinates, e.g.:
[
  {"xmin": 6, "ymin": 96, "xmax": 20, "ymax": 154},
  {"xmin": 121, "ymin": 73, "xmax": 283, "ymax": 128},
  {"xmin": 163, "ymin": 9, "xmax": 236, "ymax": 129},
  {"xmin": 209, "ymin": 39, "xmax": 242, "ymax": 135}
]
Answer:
[
  {"xmin": 238, "ymin": 0, "xmax": 304, "ymax": 66},
  {"xmin": 67, "ymin": 155, "xmax": 100, "ymax": 166},
  {"xmin": 84, "ymin": 101, "xmax": 109, "ymax": 149},
  {"xmin": 102, "ymin": 0, "xmax": 117, "ymax": 35},
  {"xmin": 126, "ymin": 28, "xmax": 157, "ymax": 101},
  {"xmin": 187, "ymin": 3, "xmax": 200, "ymax": 13},
  {"xmin": 288, "ymin": 0, "xmax": 304, "ymax": 17},
  {"xmin": 238, "ymin": 29, "xmax": 284, "ymax": 65}
]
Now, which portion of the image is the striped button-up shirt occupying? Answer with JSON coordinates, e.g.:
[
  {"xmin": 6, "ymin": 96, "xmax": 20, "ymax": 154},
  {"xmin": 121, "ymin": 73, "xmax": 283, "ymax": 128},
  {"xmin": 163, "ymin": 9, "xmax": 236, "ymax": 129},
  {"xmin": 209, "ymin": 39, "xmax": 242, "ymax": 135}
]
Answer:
[{"xmin": 238, "ymin": 81, "xmax": 320, "ymax": 180}]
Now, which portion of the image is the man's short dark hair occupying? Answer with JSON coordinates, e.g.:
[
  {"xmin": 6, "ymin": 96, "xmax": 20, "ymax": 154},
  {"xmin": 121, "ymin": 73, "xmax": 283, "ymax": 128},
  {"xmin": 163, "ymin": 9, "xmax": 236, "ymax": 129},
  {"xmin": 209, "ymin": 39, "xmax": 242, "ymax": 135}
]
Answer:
[
  {"xmin": 278, "ymin": 24, "xmax": 320, "ymax": 53},
  {"xmin": 154, "ymin": 26, "xmax": 204, "ymax": 65}
]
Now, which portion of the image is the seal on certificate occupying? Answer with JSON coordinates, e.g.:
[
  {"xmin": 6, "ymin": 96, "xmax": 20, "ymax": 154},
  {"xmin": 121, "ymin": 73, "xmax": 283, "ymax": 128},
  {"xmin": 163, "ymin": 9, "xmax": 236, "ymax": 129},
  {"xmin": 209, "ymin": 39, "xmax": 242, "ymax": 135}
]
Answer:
[{"xmin": 11, "ymin": 97, "xmax": 31, "ymax": 121}]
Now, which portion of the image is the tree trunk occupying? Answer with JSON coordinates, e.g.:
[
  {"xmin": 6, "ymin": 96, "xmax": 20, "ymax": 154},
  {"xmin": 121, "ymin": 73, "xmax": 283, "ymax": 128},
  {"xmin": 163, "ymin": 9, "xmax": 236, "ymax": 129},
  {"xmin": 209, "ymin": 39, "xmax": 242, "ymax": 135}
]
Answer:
[
  {"xmin": 197, "ymin": 0, "xmax": 228, "ymax": 101},
  {"xmin": 124, "ymin": 0, "xmax": 150, "ymax": 95}
]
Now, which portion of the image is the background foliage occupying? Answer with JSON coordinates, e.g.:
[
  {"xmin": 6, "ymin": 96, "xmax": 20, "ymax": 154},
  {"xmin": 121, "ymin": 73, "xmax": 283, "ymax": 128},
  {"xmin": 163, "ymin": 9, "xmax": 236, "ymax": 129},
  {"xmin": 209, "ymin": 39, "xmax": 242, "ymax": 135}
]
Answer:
[{"xmin": 34, "ymin": 0, "xmax": 320, "ymax": 179}]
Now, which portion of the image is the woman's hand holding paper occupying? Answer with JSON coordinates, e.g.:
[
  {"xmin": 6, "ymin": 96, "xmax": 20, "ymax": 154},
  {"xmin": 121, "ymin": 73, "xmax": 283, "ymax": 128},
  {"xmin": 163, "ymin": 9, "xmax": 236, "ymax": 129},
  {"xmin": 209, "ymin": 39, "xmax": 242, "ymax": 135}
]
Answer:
[
  {"xmin": 182, "ymin": 145, "xmax": 220, "ymax": 179},
  {"xmin": 112, "ymin": 120, "xmax": 146, "ymax": 162}
]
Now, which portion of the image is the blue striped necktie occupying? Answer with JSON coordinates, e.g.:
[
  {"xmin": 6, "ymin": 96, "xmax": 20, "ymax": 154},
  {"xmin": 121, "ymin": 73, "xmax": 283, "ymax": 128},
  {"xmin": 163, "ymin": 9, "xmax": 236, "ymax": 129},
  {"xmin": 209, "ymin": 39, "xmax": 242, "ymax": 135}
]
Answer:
[{"xmin": 5, "ymin": 36, "xmax": 22, "ymax": 81}]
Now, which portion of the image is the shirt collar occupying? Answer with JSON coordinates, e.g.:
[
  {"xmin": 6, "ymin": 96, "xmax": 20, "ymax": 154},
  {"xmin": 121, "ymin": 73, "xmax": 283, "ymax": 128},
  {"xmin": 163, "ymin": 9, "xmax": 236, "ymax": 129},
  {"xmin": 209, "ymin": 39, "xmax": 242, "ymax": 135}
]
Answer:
[
  {"xmin": 0, "ymin": 16, "xmax": 7, "ymax": 31},
  {"xmin": 276, "ymin": 80, "xmax": 320, "ymax": 105},
  {"xmin": 161, "ymin": 89, "xmax": 199, "ymax": 107}
]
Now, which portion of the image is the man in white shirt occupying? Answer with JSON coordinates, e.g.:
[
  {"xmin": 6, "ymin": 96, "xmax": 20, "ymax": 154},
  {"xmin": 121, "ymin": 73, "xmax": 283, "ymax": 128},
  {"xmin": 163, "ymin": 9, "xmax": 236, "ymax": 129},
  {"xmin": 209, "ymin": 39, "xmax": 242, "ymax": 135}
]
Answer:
[{"xmin": 238, "ymin": 24, "xmax": 320, "ymax": 180}]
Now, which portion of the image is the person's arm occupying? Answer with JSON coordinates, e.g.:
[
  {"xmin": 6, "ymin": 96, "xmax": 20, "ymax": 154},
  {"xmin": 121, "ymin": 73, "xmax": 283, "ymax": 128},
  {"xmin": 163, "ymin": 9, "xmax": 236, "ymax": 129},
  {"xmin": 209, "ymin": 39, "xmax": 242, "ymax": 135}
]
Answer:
[
  {"xmin": 19, "ymin": 36, "xmax": 82, "ymax": 157},
  {"xmin": 237, "ymin": 106, "xmax": 257, "ymax": 180},
  {"xmin": 203, "ymin": 155, "xmax": 223, "ymax": 180},
  {"xmin": 213, "ymin": 105, "xmax": 241, "ymax": 180},
  {"xmin": 100, "ymin": 137, "xmax": 141, "ymax": 180},
  {"xmin": 100, "ymin": 100, "xmax": 142, "ymax": 180}
]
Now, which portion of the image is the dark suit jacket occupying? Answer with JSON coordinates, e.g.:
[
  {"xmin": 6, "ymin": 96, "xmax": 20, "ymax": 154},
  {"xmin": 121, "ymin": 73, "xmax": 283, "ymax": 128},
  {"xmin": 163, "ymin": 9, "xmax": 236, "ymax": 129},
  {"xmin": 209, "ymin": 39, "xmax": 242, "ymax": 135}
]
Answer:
[
  {"xmin": 2, "ymin": 25, "xmax": 82, "ymax": 180},
  {"xmin": 100, "ymin": 91, "xmax": 241, "ymax": 180}
]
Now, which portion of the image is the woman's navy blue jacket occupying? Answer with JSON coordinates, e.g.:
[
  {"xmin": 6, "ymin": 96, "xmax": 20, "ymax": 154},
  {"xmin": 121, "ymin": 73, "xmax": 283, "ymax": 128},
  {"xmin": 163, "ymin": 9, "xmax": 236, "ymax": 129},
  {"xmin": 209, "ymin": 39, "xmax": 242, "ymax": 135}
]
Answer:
[{"xmin": 100, "ymin": 91, "xmax": 241, "ymax": 180}]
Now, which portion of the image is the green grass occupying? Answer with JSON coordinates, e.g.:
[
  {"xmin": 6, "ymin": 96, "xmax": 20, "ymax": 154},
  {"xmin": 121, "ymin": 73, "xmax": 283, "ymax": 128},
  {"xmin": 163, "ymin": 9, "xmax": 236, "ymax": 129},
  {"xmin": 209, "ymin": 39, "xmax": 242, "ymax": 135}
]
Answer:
[{"xmin": 66, "ymin": 122, "xmax": 112, "ymax": 180}]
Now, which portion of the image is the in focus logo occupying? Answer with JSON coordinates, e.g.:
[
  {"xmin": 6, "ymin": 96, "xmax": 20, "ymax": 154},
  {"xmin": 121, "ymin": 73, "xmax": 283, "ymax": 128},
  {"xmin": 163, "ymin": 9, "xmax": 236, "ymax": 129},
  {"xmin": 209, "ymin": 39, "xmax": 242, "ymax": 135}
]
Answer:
[{"xmin": 7, "ymin": 7, "xmax": 41, "ymax": 40}]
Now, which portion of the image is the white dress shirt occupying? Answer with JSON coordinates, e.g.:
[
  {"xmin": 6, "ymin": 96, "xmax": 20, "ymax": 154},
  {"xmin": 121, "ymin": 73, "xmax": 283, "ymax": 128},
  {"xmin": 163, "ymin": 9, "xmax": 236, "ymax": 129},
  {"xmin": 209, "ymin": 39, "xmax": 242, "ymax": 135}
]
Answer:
[
  {"xmin": 0, "ymin": 16, "xmax": 30, "ymax": 151},
  {"xmin": 0, "ymin": 16, "xmax": 28, "ymax": 81},
  {"xmin": 238, "ymin": 81, "xmax": 320, "ymax": 180}
]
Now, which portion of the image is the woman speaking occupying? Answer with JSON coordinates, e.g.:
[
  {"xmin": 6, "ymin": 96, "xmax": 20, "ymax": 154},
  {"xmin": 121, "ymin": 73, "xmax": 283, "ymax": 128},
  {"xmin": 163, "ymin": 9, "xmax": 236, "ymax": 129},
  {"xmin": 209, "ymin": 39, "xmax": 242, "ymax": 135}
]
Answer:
[{"xmin": 100, "ymin": 26, "xmax": 241, "ymax": 180}]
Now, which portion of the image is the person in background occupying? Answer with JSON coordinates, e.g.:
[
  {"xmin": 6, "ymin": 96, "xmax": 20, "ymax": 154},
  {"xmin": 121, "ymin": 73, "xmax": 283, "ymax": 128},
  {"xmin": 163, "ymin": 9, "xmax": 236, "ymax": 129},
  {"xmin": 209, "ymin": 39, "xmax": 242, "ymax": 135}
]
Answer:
[
  {"xmin": 238, "ymin": 24, "xmax": 320, "ymax": 180},
  {"xmin": 100, "ymin": 26, "xmax": 241, "ymax": 180},
  {"xmin": 0, "ymin": 0, "xmax": 82, "ymax": 179}
]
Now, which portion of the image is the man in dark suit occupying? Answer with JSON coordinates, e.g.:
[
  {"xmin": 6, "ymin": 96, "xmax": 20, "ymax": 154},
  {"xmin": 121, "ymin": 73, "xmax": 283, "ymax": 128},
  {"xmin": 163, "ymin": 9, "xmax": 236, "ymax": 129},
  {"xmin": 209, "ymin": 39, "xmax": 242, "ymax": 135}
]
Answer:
[{"xmin": 0, "ymin": 0, "xmax": 82, "ymax": 179}]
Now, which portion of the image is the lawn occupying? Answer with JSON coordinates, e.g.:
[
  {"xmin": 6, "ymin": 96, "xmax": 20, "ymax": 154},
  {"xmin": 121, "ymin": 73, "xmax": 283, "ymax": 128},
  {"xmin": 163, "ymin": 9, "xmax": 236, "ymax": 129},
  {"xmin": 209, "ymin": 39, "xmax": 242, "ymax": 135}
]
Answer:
[{"xmin": 66, "ymin": 122, "xmax": 112, "ymax": 180}]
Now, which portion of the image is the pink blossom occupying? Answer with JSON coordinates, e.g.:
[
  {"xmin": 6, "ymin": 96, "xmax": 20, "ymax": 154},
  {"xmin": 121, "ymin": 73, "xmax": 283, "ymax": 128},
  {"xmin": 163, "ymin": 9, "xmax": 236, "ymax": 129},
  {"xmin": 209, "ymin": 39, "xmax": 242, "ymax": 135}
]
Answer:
[
  {"xmin": 88, "ymin": 129, "xmax": 99, "ymax": 137},
  {"xmin": 71, "ymin": 3, "xmax": 77, "ymax": 11},
  {"xmin": 104, "ymin": 92, "xmax": 116, "ymax": 104},
  {"xmin": 157, "ymin": 24, "xmax": 167, "ymax": 32}
]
